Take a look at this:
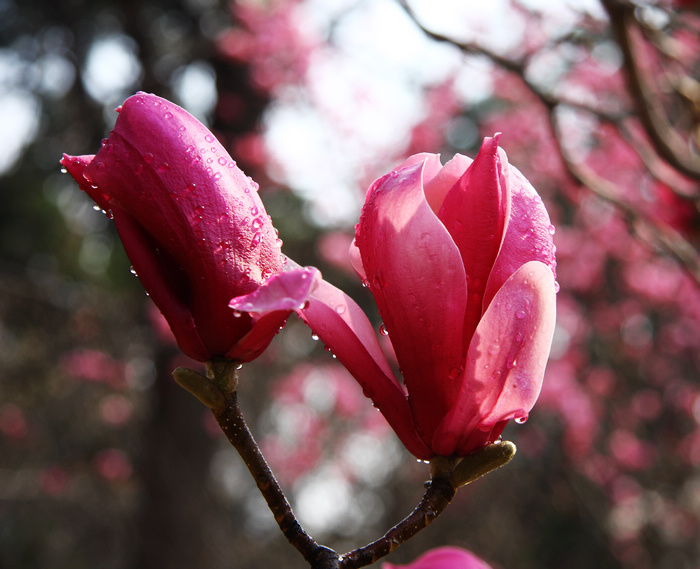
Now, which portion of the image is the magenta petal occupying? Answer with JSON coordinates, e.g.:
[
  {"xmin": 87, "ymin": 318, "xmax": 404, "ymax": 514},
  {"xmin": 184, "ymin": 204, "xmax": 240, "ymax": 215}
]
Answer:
[
  {"xmin": 297, "ymin": 278, "xmax": 432, "ymax": 459},
  {"xmin": 483, "ymin": 162, "xmax": 557, "ymax": 308},
  {"xmin": 438, "ymin": 136, "xmax": 510, "ymax": 344},
  {"xmin": 225, "ymin": 310, "xmax": 290, "ymax": 362},
  {"xmin": 229, "ymin": 266, "xmax": 319, "ymax": 313},
  {"xmin": 111, "ymin": 205, "xmax": 211, "ymax": 362},
  {"xmin": 356, "ymin": 160, "xmax": 467, "ymax": 442},
  {"xmin": 432, "ymin": 261, "xmax": 556, "ymax": 456},
  {"xmin": 422, "ymin": 152, "xmax": 472, "ymax": 213},
  {"xmin": 382, "ymin": 546, "xmax": 494, "ymax": 569}
]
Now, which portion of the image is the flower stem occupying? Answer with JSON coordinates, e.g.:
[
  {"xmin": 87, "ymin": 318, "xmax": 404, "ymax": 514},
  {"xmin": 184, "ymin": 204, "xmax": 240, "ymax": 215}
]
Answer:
[
  {"xmin": 338, "ymin": 477, "xmax": 456, "ymax": 568},
  {"xmin": 212, "ymin": 389, "xmax": 334, "ymax": 567}
]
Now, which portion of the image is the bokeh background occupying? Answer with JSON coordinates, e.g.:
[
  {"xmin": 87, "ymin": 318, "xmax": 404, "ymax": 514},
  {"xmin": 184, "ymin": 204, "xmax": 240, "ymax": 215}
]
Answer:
[{"xmin": 2, "ymin": 0, "xmax": 700, "ymax": 568}]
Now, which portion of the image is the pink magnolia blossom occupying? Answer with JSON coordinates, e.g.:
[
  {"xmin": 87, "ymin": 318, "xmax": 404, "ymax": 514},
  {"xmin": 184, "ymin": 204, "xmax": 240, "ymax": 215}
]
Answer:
[
  {"xmin": 382, "ymin": 546, "xmax": 494, "ymax": 569},
  {"xmin": 62, "ymin": 93, "xmax": 316, "ymax": 362},
  {"xmin": 297, "ymin": 136, "xmax": 557, "ymax": 458}
]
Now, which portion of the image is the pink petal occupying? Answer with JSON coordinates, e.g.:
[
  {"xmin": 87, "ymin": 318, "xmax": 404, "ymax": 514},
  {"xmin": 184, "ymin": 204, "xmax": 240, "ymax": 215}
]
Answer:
[
  {"xmin": 422, "ymin": 152, "xmax": 473, "ymax": 213},
  {"xmin": 297, "ymin": 278, "xmax": 432, "ymax": 459},
  {"xmin": 382, "ymin": 546, "xmax": 494, "ymax": 569},
  {"xmin": 356, "ymin": 160, "xmax": 467, "ymax": 442},
  {"xmin": 229, "ymin": 266, "xmax": 319, "ymax": 313},
  {"xmin": 438, "ymin": 135, "xmax": 511, "ymax": 345},
  {"xmin": 483, "ymin": 161, "xmax": 557, "ymax": 309},
  {"xmin": 225, "ymin": 310, "xmax": 290, "ymax": 362},
  {"xmin": 111, "ymin": 204, "xmax": 211, "ymax": 362},
  {"xmin": 432, "ymin": 261, "xmax": 556, "ymax": 456}
]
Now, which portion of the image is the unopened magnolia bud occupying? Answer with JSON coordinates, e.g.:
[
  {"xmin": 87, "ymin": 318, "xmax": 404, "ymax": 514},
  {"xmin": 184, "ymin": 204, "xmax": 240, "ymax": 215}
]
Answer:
[
  {"xmin": 445, "ymin": 441, "xmax": 517, "ymax": 488},
  {"xmin": 173, "ymin": 367, "xmax": 226, "ymax": 409}
]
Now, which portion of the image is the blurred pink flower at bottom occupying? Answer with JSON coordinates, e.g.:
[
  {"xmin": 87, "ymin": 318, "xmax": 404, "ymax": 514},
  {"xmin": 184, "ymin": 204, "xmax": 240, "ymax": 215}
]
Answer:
[{"xmin": 383, "ymin": 547, "xmax": 494, "ymax": 569}]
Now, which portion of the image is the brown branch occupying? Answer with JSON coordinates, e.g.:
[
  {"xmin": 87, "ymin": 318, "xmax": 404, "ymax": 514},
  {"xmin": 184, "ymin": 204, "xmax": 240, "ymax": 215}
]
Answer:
[
  {"xmin": 601, "ymin": 0, "xmax": 700, "ymax": 180},
  {"xmin": 339, "ymin": 478, "xmax": 456, "ymax": 569},
  {"xmin": 212, "ymin": 389, "xmax": 332, "ymax": 567}
]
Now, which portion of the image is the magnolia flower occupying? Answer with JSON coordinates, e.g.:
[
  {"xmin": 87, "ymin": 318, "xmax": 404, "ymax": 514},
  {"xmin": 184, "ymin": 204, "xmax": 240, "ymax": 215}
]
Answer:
[
  {"xmin": 62, "ymin": 92, "xmax": 316, "ymax": 362},
  {"xmin": 382, "ymin": 547, "xmax": 494, "ymax": 569},
  {"xmin": 297, "ymin": 136, "xmax": 557, "ymax": 459}
]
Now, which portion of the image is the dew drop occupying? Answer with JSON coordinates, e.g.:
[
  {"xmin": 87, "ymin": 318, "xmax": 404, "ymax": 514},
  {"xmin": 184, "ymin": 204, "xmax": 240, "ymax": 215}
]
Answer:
[
  {"xmin": 251, "ymin": 232, "xmax": 262, "ymax": 247},
  {"xmin": 515, "ymin": 415, "xmax": 528, "ymax": 424},
  {"xmin": 448, "ymin": 367, "xmax": 462, "ymax": 380},
  {"xmin": 548, "ymin": 224, "xmax": 556, "ymax": 235},
  {"xmin": 205, "ymin": 134, "xmax": 214, "ymax": 143},
  {"xmin": 144, "ymin": 153, "xmax": 154, "ymax": 164},
  {"xmin": 129, "ymin": 266, "xmax": 137, "ymax": 276},
  {"xmin": 60, "ymin": 167, "xmax": 67, "ymax": 174},
  {"xmin": 164, "ymin": 111, "xmax": 173, "ymax": 120},
  {"xmin": 218, "ymin": 157, "xmax": 227, "ymax": 166},
  {"xmin": 212, "ymin": 172, "xmax": 222, "ymax": 181},
  {"xmin": 516, "ymin": 310, "xmax": 526, "ymax": 320},
  {"xmin": 250, "ymin": 206, "xmax": 259, "ymax": 216},
  {"xmin": 554, "ymin": 281, "xmax": 561, "ymax": 293},
  {"xmin": 335, "ymin": 305, "xmax": 346, "ymax": 315},
  {"xmin": 185, "ymin": 145, "xmax": 195, "ymax": 154},
  {"xmin": 379, "ymin": 323, "xmax": 389, "ymax": 336},
  {"xmin": 232, "ymin": 309, "xmax": 242, "ymax": 318},
  {"xmin": 311, "ymin": 333, "xmax": 319, "ymax": 341}
]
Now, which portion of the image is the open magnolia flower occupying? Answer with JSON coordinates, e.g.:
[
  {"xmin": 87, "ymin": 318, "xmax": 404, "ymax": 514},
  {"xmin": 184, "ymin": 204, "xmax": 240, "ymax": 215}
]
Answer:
[
  {"xmin": 62, "ymin": 93, "xmax": 317, "ymax": 363},
  {"xmin": 296, "ymin": 136, "xmax": 557, "ymax": 459}
]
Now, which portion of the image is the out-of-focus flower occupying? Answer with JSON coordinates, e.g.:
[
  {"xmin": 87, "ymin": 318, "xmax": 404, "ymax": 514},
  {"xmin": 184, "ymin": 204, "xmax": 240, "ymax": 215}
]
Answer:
[
  {"xmin": 382, "ymin": 546, "xmax": 494, "ymax": 569},
  {"xmin": 62, "ymin": 93, "xmax": 317, "ymax": 362},
  {"xmin": 299, "ymin": 136, "xmax": 557, "ymax": 459}
]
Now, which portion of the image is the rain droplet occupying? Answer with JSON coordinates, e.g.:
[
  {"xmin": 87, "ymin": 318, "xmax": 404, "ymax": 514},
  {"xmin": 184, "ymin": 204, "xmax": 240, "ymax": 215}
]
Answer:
[
  {"xmin": 185, "ymin": 145, "xmax": 195, "ymax": 154},
  {"xmin": 335, "ymin": 305, "xmax": 346, "ymax": 315},
  {"xmin": 311, "ymin": 333, "xmax": 319, "ymax": 341},
  {"xmin": 251, "ymin": 232, "xmax": 262, "ymax": 247},
  {"xmin": 232, "ymin": 309, "xmax": 242, "ymax": 318},
  {"xmin": 164, "ymin": 111, "xmax": 173, "ymax": 120},
  {"xmin": 144, "ymin": 153, "xmax": 154, "ymax": 164},
  {"xmin": 205, "ymin": 134, "xmax": 215, "ymax": 143},
  {"xmin": 515, "ymin": 415, "xmax": 528, "ymax": 424},
  {"xmin": 218, "ymin": 157, "xmax": 227, "ymax": 166},
  {"xmin": 129, "ymin": 266, "xmax": 137, "ymax": 276},
  {"xmin": 212, "ymin": 172, "xmax": 221, "ymax": 181},
  {"xmin": 379, "ymin": 323, "xmax": 389, "ymax": 336},
  {"xmin": 250, "ymin": 206, "xmax": 259, "ymax": 216},
  {"xmin": 548, "ymin": 224, "xmax": 556, "ymax": 235},
  {"xmin": 516, "ymin": 310, "xmax": 526, "ymax": 320},
  {"xmin": 60, "ymin": 167, "xmax": 67, "ymax": 174},
  {"xmin": 554, "ymin": 281, "xmax": 561, "ymax": 293}
]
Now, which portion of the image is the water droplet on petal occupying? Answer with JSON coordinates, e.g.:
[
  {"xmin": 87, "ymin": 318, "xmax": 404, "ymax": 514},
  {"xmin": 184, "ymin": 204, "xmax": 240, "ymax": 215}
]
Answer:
[
  {"xmin": 251, "ymin": 232, "xmax": 262, "ymax": 247},
  {"xmin": 218, "ymin": 157, "xmax": 227, "ymax": 166},
  {"xmin": 144, "ymin": 153, "xmax": 154, "ymax": 164},
  {"xmin": 232, "ymin": 309, "xmax": 242, "ymax": 318},
  {"xmin": 164, "ymin": 111, "xmax": 173, "ymax": 120},
  {"xmin": 516, "ymin": 310, "xmax": 526, "ymax": 320},
  {"xmin": 554, "ymin": 281, "xmax": 561, "ymax": 293},
  {"xmin": 205, "ymin": 134, "xmax": 214, "ymax": 143},
  {"xmin": 448, "ymin": 367, "xmax": 462, "ymax": 380},
  {"xmin": 515, "ymin": 415, "xmax": 528, "ymax": 424},
  {"xmin": 311, "ymin": 333, "xmax": 319, "ymax": 341},
  {"xmin": 379, "ymin": 323, "xmax": 389, "ymax": 336},
  {"xmin": 250, "ymin": 206, "xmax": 259, "ymax": 216}
]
